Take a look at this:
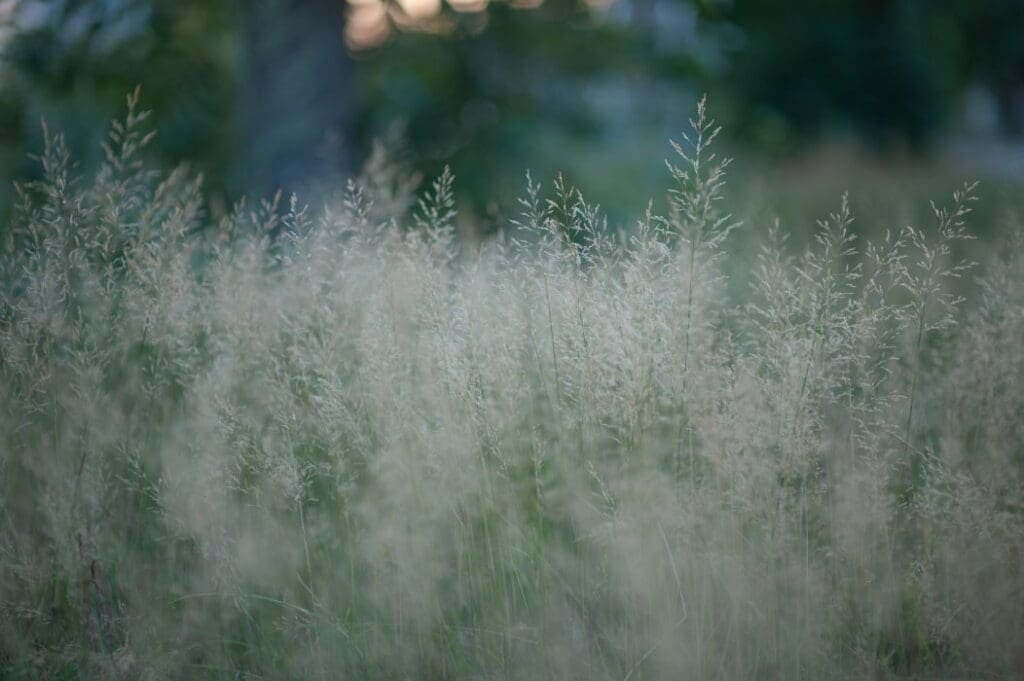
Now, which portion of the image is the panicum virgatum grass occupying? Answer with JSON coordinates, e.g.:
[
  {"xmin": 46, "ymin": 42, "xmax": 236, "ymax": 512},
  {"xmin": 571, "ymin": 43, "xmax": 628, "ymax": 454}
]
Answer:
[{"xmin": 1, "ymin": 91, "xmax": 1022, "ymax": 680}]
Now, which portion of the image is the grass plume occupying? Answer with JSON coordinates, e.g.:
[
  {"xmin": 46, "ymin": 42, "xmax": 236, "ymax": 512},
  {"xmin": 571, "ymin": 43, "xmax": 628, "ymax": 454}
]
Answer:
[{"xmin": 1, "ymin": 94, "xmax": 1022, "ymax": 680}]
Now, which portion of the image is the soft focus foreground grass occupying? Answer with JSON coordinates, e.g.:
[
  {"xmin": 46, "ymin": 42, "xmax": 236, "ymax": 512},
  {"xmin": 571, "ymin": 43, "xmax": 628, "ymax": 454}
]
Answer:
[{"xmin": 1, "ymin": 96, "xmax": 1022, "ymax": 680}]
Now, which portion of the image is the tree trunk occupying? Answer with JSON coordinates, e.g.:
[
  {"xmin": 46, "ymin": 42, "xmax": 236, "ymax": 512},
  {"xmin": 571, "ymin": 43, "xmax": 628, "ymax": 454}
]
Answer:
[{"xmin": 241, "ymin": 0, "xmax": 354, "ymax": 198}]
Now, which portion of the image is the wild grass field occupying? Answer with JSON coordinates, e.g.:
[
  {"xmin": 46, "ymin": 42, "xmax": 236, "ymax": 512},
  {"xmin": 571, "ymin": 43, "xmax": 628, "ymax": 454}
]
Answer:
[{"xmin": 1, "ymin": 94, "xmax": 1022, "ymax": 680}]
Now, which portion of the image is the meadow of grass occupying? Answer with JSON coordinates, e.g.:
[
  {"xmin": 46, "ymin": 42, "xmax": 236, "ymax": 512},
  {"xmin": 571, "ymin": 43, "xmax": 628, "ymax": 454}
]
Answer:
[{"xmin": 1, "ymin": 94, "xmax": 1022, "ymax": 680}]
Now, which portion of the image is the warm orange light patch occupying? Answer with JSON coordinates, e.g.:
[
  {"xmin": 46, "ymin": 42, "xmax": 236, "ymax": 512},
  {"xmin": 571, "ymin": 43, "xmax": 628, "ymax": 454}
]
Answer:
[
  {"xmin": 343, "ymin": 0, "xmax": 581, "ymax": 50},
  {"xmin": 396, "ymin": 0, "xmax": 442, "ymax": 20},
  {"xmin": 345, "ymin": 0, "xmax": 390, "ymax": 49},
  {"xmin": 448, "ymin": 0, "xmax": 489, "ymax": 13}
]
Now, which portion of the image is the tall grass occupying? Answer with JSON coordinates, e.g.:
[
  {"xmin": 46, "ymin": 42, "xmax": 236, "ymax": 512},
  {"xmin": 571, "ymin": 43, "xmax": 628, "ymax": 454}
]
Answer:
[{"xmin": 1, "ymin": 92, "xmax": 1022, "ymax": 680}]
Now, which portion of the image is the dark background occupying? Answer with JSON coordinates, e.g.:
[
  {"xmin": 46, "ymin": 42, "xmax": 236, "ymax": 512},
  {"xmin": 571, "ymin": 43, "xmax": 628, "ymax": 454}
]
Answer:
[{"xmin": 1, "ymin": 0, "xmax": 1022, "ymax": 230}]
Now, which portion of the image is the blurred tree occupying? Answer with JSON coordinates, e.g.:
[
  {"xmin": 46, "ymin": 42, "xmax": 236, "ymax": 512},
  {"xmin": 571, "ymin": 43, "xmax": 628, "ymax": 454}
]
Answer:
[
  {"xmin": 1, "ymin": 0, "xmax": 360, "ymax": 213},
  {"xmin": 953, "ymin": 0, "xmax": 1024, "ymax": 137},
  {"xmin": 723, "ymin": 0, "xmax": 953, "ymax": 152},
  {"xmin": 350, "ymin": 0, "xmax": 712, "ymax": 226},
  {"xmin": 0, "ymin": 0, "xmax": 239, "ymax": 214}
]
